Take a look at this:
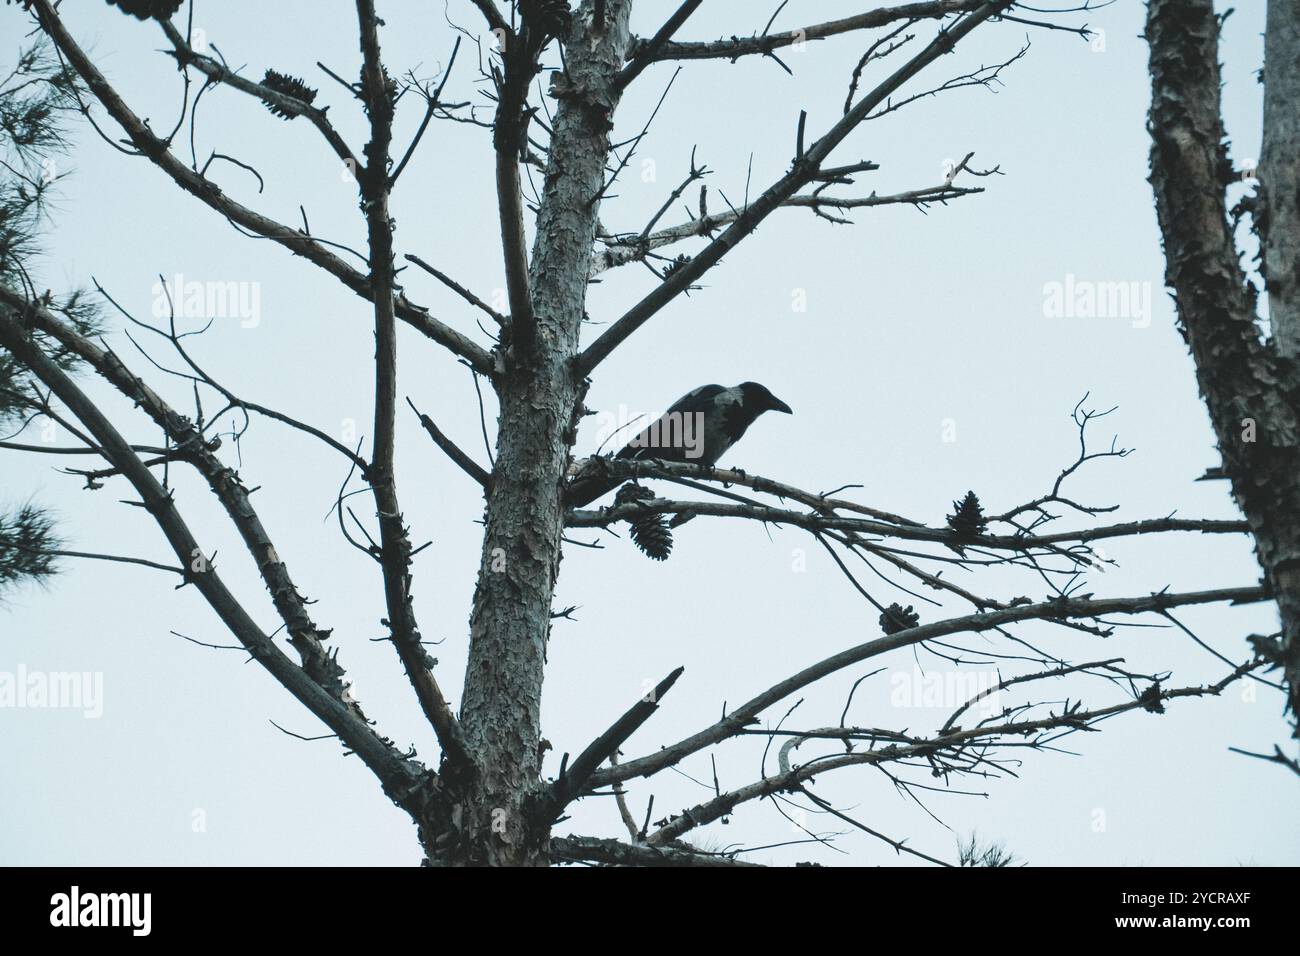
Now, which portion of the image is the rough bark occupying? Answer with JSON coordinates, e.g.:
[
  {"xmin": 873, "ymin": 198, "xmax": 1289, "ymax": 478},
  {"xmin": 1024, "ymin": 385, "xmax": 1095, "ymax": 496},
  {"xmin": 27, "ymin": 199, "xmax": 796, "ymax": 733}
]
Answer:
[
  {"xmin": 1147, "ymin": 0, "xmax": 1300, "ymax": 731},
  {"xmin": 444, "ymin": 0, "xmax": 634, "ymax": 866},
  {"xmin": 355, "ymin": 0, "xmax": 468, "ymax": 772},
  {"xmin": 7, "ymin": 0, "xmax": 1278, "ymax": 868},
  {"xmin": 1261, "ymin": 0, "xmax": 1300, "ymax": 357}
]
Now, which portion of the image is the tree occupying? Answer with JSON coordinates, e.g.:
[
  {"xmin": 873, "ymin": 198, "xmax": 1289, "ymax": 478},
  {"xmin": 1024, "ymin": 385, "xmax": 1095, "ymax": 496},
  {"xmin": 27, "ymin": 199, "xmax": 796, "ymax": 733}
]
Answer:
[
  {"xmin": 1147, "ymin": 0, "xmax": 1300, "ymax": 753},
  {"xmin": 0, "ymin": 0, "xmax": 1286, "ymax": 867},
  {"xmin": 0, "ymin": 32, "xmax": 100, "ymax": 593}
]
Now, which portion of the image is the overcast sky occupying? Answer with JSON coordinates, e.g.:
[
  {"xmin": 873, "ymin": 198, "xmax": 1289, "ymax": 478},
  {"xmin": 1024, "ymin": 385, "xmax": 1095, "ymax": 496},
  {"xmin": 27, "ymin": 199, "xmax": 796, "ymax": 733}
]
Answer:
[{"xmin": 2, "ymin": 0, "xmax": 1297, "ymax": 866}]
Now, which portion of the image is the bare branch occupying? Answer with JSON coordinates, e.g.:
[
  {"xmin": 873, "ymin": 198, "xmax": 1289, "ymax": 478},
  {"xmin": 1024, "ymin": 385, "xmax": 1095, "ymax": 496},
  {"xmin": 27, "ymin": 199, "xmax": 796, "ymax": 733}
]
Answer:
[
  {"xmin": 617, "ymin": 0, "xmax": 704, "ymax": 88},
  {"xmin": 356, "ymin": 0, "xmax": 470, "ymax": 770},
  {"xmin": 404, "ymin": 253, "xmax": 507, "ymax": 326},
  {"xmin": 16, "ymin": 545, "xmax": 185, "ymax": 578},
  {"xmin": 569, "ymin": 484, "xmax": 1248, "ymax": 554},
  {"xmin": 470, "ymin": 0, "xmax": 511, "ymax": 37},
  {"xmin": 391, "ymin": 37, "xmax": 463, "ymax": 186},
  {"xmin": 157, "ymin": 20, "xmax": 359, "ymax": 169},
  {"xmin": 633, "ymin": 0, "xmax": 987, "ymax": 65},
  {"xmin": 546, "ymin": 666, "xmax": 684, "ymax": 819},
  {"xmin": 28, "ymin": 0, "xmax": 494, "ymax": 375},
  {"xmin": 643, "ymin": 663, "xmax": 1260, "ymax": 844},
  {"xmin": 577, "ymin": 0, "xmax": 1015, "ymax": 373},
  {"xmin": 551, "ymin": 834, "xmax": 765, "ymax": 867},
  {"xmin": 592, "ymin": 162, "xmax": 984, "ymax": 274},
  {"xmin": 594, "ymin": 586, "xmax": 1268, "ymax": 788},
  {"xmin": 406, "ymin": 396, "xmax": 491, "ymax": 489},
  {"xmin": 3, "ymin": 289, "xmax": 361, "ymax": 700},
  {"xmin": 1227, "ymin": 745, "xmax": 1300, "ymax": 778},
  {"xmin": 0, "ymin": 300, "xmax": 432, "ymax": 816}
]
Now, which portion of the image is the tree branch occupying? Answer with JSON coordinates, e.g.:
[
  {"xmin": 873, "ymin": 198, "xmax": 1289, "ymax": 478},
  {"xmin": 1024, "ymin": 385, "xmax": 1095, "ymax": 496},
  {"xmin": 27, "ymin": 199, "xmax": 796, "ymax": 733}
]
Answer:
[
  {"xmin": 644, "ymin": 662, "xmax": 1261, "ymax": 844},
  {"xmin": 545, "ymin": 666, "xmax": 684, "ymax": 819},
  {"xmin": 0, "ymin": 301, "xmax": 433, "ymax": 818},
  {"xmin": 157, "ymin": 20, "xmax": 359, "ymax": 169},
  {"xmin": 551, "ymin": 834, "xmax": 765, "ymax": 867},
  {"xmin": 631, "ymin": 0, "xmax": 987, "ymax": 65},
  {"xmin": 569, "ymin": 483, "xmax": 1248, "ymax": 554},
  {"xmin": 356, "ymin": 0, "xmax": 471, "ymax": 771},
  {"xmin": 406, "ymin": 396, "xmax": 491, "ymax": 488},
  {"xmin": 592, "ymin": 165, "xmax": 984, "ymax": 274},
  {"xmin": 404, "ymin": 253, "xmax": 507, "ymax": 327},
  {"xmin": 28, "ymin": 0, "xmax": 493, "ymax": 375},
  {"xmin": 2, "ymin": 287, "xmax": 362, "ymax": 703},
  {"xmin": 616, "ymin": 0, "xmax": 703, "ymax": 88},
  {"xmin": 576, "ymin": 0, "xmax": 1015, "ymax": 374},
  {"xmin": 470, "ymin": 0, "xmax": 511, "ymax": 36},
  {"xmin": 593, "ymin": 585, "xmax": 1268, "ymax": 788}
]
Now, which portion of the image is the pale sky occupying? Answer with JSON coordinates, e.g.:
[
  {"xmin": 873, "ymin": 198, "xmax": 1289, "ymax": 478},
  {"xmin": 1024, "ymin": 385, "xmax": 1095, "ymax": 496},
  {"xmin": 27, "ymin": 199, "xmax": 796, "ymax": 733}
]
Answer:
[{"xmin": 2, "ymin": 0, "xmax": 1296, "ymax": 866}]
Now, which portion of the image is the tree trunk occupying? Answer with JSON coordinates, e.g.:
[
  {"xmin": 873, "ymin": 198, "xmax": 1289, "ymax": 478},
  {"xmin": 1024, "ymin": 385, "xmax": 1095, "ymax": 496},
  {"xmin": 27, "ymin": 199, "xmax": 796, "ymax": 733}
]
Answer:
[
  {"xmin": 436, "ymin": 0, "xmax": 634, "ymax": 866},
  {"xmin": 1147, "ymin": 0, "xmax": 1300, "ymax": 732},
  {"xmin": 1261, "ymin": 0, "xmax": 1300, "ymax": 357}
]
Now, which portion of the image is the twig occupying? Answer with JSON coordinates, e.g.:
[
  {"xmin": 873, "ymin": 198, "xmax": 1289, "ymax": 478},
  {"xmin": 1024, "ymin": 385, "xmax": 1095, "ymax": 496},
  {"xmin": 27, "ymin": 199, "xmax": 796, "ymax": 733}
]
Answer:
[{"xmin": 406, "ymin": 396, "xmax": 491, "ymax": 488}]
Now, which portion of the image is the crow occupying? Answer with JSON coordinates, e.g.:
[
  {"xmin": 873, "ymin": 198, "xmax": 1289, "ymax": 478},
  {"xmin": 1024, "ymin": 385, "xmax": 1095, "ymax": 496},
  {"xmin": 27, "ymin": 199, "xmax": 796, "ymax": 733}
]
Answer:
[{"xmin": 565, "ymin": 382, "xmax": 792, "ymax": 507}]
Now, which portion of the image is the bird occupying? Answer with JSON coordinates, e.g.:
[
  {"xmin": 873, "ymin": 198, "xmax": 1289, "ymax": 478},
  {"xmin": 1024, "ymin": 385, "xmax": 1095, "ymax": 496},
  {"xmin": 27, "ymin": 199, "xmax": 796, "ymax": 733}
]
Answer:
[{"xmin": 565, "ymin": 382, "xmax": 792, "ymax": 507}]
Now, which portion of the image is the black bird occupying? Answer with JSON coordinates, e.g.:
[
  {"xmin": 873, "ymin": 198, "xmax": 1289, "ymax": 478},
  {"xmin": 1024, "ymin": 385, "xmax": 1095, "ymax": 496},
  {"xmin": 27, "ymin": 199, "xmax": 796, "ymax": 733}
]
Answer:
[{"xmin": 566, "ymin": 382, "xmax": 792, "ymax": 507}]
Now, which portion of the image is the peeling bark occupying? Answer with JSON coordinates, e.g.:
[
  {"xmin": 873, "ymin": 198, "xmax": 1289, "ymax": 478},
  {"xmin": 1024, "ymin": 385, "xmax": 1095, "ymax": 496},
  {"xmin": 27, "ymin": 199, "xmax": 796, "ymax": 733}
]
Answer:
[
  {"xmin": 443, "ymin": 0, "xmax": 634, "ymax": 867},
  {"xmin": 1147, "ymin": 0, "xmax": 1300, "ymax": 731},
  {"xmin": 1261, "ymin": 0, "xmax": 1300, "ymax": 357},
  {"xmin": 8, "ymin": 0, "xmax": 1279, "ymax": 868}
]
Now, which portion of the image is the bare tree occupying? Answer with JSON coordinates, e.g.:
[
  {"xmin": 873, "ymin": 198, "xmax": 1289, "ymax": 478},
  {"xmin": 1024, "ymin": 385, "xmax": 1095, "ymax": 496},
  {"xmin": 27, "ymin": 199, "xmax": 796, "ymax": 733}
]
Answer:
[
  {"xmin": 0, "ymin": 0, "xmax": 1284, "ymax": 867},
  {"xmin": 1147, "ymin": 0, "xmax": 1300, "ymax": 746}
]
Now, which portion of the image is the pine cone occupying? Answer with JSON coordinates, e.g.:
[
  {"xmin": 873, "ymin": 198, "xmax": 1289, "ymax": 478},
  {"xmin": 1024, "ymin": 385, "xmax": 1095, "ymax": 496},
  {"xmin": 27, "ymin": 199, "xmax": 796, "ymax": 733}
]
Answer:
[
  {"xmin": 615, "ymin": 484, "xmax": 672, "ymax": 561},
  {"xmin": 261, "ymin": 70, "xmax": 319, "ymax": 119},
  {"xmin": 104, "ymin": 0, "xmax": 184, "ymax": 20},
  {"xmin": 946, "ymin": 490, "xmax": 988, "ymax": 542},
  {"xmin": 1138, "ymin": 684, "xmax": 1166, "ymax": 714},
  {"xmin": 661, "ymin": 254, "xmax": 690, "ymax": 281},
  {"xmin": 879, "ymin": 603, "xmax": 919, "ymax": 635}
]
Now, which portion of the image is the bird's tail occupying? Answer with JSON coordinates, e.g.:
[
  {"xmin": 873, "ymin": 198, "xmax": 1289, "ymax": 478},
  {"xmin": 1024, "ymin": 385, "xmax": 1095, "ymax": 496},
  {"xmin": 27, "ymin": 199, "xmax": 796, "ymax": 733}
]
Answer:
[
  {"xmin": 566, "ymin": 455, "xmax": 633, "ymax": 507},
  {"xmin": 564, "ymin": 470, "xmax": 623, "ymax": 508}
]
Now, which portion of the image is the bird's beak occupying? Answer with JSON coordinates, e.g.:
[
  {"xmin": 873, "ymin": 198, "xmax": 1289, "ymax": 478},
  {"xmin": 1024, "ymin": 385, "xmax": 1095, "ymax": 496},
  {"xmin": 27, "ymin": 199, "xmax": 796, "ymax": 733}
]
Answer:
[{"xmin": 770, "ymin": 396, "xmax": 793, "ymax": 414}]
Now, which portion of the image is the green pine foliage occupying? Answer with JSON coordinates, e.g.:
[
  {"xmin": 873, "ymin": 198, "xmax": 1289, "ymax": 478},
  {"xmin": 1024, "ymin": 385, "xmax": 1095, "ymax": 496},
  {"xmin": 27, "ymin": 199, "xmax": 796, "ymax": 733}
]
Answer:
[
  {"xmin": 0, "ymin": 39, "xmax": 103, "ymax": 427},
  {"xmin": 0, "ymin": 36, "xmax": 100, "ymax": 597},
  {"xmin": 0, "ymin": 503, "xmax": 59, "ymax": 593}
]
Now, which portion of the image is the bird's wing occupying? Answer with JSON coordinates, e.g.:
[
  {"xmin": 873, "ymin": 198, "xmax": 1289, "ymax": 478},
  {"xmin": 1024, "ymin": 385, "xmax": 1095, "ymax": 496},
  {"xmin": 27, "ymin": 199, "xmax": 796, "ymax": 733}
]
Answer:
[
  {"xmin": 664, "ymin": 383, "xmax": 729, "ymax": 417},
  {"xmin": 616, "ymin": 384, "xmax": 728, "ymax": 460},
  {"xmin": 702, "ymin": 388, "xmax": 757, "ymax": 462}
]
